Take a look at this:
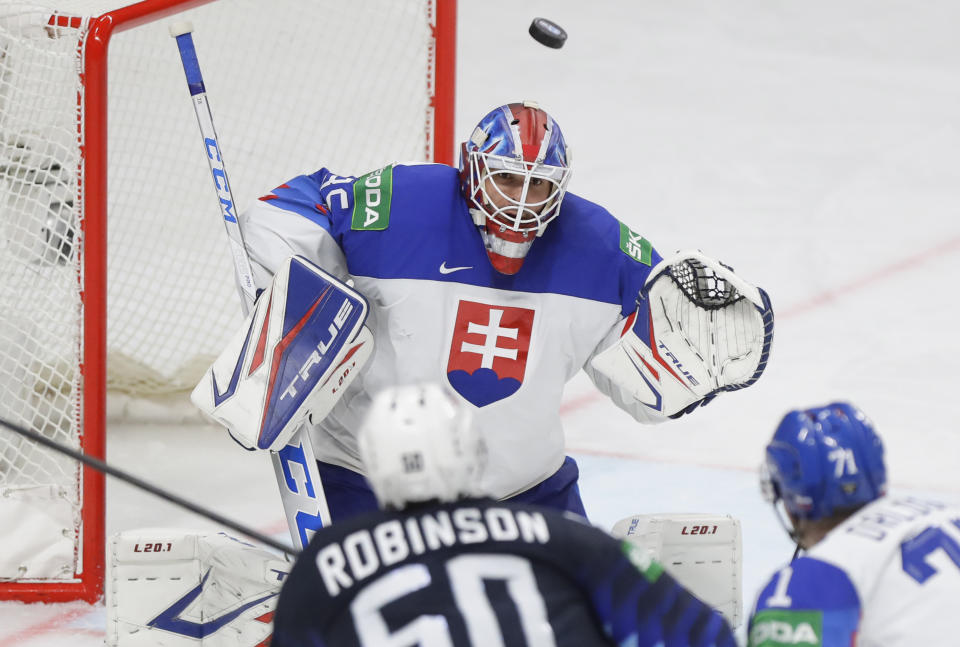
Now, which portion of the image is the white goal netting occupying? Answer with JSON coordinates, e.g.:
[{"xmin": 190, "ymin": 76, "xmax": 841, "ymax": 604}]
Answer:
[{"xmin": 0, "ymin": 0, "xmax": 449, "ymax": 597}]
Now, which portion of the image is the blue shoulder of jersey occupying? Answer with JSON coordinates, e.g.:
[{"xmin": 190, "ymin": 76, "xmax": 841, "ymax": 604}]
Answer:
[
  {"xmin": 748, "ymin": 556, "xmax": 861, "ymax": 647},
  {"xmin": 255, "ymin": 170, "xmax": 343, "ymax": 232},
  {"xmin": 530, "ymin": 192, "xmax": 664, "ymax": 316},
  {"xmin": 269, "ymin": 163, "xmax": 661, "ymax": 313}
]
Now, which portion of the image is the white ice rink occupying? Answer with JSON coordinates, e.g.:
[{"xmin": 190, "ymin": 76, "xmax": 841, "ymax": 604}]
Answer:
[{"xmin": 3, "ymin": 0, "xmax": 960, "ymax": 644}]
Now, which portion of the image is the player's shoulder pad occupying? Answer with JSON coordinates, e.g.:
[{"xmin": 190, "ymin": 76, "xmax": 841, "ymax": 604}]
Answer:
[
  {"xmin": 347, "ymin": 162, "xmax": 457, "ymax": 233},
  {"xmin": 749, "ymin": 557, "xmax": 860, "ymax": 647},
  {"xmin": 256, "ymin": 166, "xmax": 391, "ymax": 232},
  {"xmin": 255, "ymin": 172, "xmax": 336, "ymax": 229}
]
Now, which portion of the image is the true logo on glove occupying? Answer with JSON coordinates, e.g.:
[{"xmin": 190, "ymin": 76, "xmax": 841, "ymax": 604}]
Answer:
[{"xmin": 657, "ymin": 341, "xmax": 699, "ymax": 387}]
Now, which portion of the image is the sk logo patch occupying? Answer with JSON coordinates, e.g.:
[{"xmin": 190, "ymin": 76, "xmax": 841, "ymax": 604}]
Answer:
[
  {"xmin": 618, "ymin": 222, "xmax": 653, "ymax": 265},
  {"xmin": 446, "ymin": 300, "xmax": 534, "ymax": 407}
]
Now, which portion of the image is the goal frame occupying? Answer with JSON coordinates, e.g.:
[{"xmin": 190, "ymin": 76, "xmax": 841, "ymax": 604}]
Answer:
[{"xmin": 0, "ymin": 0, "xmax": 456, "ymax": 604}]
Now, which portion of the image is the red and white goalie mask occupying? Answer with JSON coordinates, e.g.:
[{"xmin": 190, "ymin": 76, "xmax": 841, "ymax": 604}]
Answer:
[{"xmin": 459, "ymin": 101, "xmax": 572, "ymax": 275}]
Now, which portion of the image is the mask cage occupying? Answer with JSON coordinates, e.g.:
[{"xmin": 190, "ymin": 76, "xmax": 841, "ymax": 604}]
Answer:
[{"xmin": 467, "ymin": 151, "xmax": 570, "ymax": 234}]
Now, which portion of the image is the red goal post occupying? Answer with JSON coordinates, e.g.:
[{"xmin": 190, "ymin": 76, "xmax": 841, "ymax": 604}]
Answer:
[{"xmin": 0, "ymin": 0, "xmax": 455, "ymax": 603}]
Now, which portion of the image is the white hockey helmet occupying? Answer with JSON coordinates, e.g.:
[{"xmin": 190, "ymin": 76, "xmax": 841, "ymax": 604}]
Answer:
[{"xmin": 358, "ymin": 383, "xmax": 485, "ymax": 510}]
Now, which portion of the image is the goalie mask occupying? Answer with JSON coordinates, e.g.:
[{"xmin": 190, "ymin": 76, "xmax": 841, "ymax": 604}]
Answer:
[
  {"xmin": 459, "ymin": 101, "xmax": 571, "ymax": 275},
  {"xmin": 761, "ymin": 402, "xmax": 886, "ymax": 529},
  {"xmin": 358, "ymin": 383, "xmax": 486, "ymax": 510}
]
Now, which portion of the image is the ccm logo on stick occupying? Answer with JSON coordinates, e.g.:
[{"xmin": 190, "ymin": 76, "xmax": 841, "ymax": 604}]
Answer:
[
  {"xmin": 280, "ymin": 299, "xmax": 354, "ymax": 401},
  {"xmin": 203, "ymin": 137, "xmax": 236, "ymax": 223}
]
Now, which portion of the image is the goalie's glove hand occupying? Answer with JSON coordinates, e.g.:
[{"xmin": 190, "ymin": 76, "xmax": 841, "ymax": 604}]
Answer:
[{"xmin": 591, "ymin": 250, "xmax": 774, "ymax": 418}]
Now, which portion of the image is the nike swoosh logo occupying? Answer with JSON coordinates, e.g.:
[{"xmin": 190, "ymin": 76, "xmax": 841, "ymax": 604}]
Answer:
[{"xmin": 439, "ymin": 262, "xmax": 472, "ymax": 274}]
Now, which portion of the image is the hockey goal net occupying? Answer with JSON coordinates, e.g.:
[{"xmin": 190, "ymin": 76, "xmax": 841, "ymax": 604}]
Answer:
[{"xmin": 0, "ymin": 0, "xmax": 455, "ymax": 602}]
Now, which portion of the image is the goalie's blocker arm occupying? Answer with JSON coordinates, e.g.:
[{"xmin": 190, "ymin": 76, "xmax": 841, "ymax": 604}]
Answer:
[
  {"xmin": 591, "ymin": 250, "xmax": 774, "ymax": 419},
  {"xmin": 191, "ymin": 256, "xmax": 374, "ymax": 451}
]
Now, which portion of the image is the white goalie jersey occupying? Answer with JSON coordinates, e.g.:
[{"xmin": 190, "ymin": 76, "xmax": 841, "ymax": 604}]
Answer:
[{"xmin": 233, "ymin": 163, "xmax": 772, "ymax": 499}]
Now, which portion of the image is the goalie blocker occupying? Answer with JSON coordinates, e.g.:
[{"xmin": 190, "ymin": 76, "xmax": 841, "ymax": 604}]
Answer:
[
  {"xmin": 591, "ymin": 250, "xmax": 774, "ymax": 419},
  {"xmin": 191, "ymin": 255, "xmax": 373, "ymax": 452}
]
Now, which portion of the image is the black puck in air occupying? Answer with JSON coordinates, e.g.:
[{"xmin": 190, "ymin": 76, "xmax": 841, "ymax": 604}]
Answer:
[{"xmin": 529, "ymin": 17, "xmax": 567, "ymax": 49}]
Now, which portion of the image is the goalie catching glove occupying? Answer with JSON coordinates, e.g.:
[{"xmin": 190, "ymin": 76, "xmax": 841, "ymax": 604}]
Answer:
[
  {"xmin": 591, "ymin": 250, "xmax": 773, "ymax": 418},
  {"xmin": 191, "ymin": 256, "xmax": 373, "ymax": 451}
]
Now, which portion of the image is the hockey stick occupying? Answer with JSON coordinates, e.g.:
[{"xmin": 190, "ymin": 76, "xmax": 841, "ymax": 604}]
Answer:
[
  {"xmin": 170, "ymin": 23, "xmax": 331, "ymax": 551},
  {"xmin": 0, "ymin": 416, "xmax": 297, "ymax": 556}
]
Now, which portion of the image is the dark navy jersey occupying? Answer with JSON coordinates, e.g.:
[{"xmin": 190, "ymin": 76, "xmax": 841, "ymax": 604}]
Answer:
[{"xmin": 272, "ymin": 498, "xmax": 735, "ymax": 647}]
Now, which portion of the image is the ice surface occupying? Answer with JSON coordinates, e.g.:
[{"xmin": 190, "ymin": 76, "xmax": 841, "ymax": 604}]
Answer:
[{"xmin": 3, "ymin": 0, "xmax": 958, "ymax": 643}]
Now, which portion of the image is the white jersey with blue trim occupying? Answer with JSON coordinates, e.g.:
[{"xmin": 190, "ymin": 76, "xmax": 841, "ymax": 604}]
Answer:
[
  {"xmin": 748, "ymin": 496, "xmax": 960, "ymax": 646},
  {"xmin": 238, "ymin": 162, "xmax": 663, "ymax": 498}
]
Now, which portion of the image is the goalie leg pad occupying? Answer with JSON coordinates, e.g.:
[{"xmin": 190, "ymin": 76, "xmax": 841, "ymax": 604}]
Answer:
[
  {"xmin": 106, "ymin": 529, "xmax": 291, "ymax": 646},
  {"xmin": 611, "ymin": 513, "xmax": 743, "ymax": 628},
  {"xmin": 191, "ymin": 255, "xmax": 374, "ymax": 451}
]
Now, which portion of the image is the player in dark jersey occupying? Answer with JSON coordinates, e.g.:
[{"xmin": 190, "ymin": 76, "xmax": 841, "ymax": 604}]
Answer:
[{"xmin": 271, "ymin": 383, "xmax": 736, "ymax": 647}]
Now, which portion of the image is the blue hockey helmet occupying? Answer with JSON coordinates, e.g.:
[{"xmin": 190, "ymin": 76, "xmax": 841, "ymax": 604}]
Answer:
[
  {"xmin": 761, "ymin": 402, "xmax": 886, "ymax": 521},
  {"xmin": 458, "ymin": 101, "xmax": 571, "ymax": 274}
]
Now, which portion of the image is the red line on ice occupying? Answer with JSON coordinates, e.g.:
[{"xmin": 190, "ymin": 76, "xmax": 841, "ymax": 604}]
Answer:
[{"xmin": 0, "ymin": 605, "xmax": 98, "ymax": 647}]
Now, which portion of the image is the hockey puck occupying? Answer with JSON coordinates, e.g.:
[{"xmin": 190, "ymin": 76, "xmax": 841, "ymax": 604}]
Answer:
[{"xmin": 529, "ymin": 17, "xmax": 567, "ymax": 49}]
